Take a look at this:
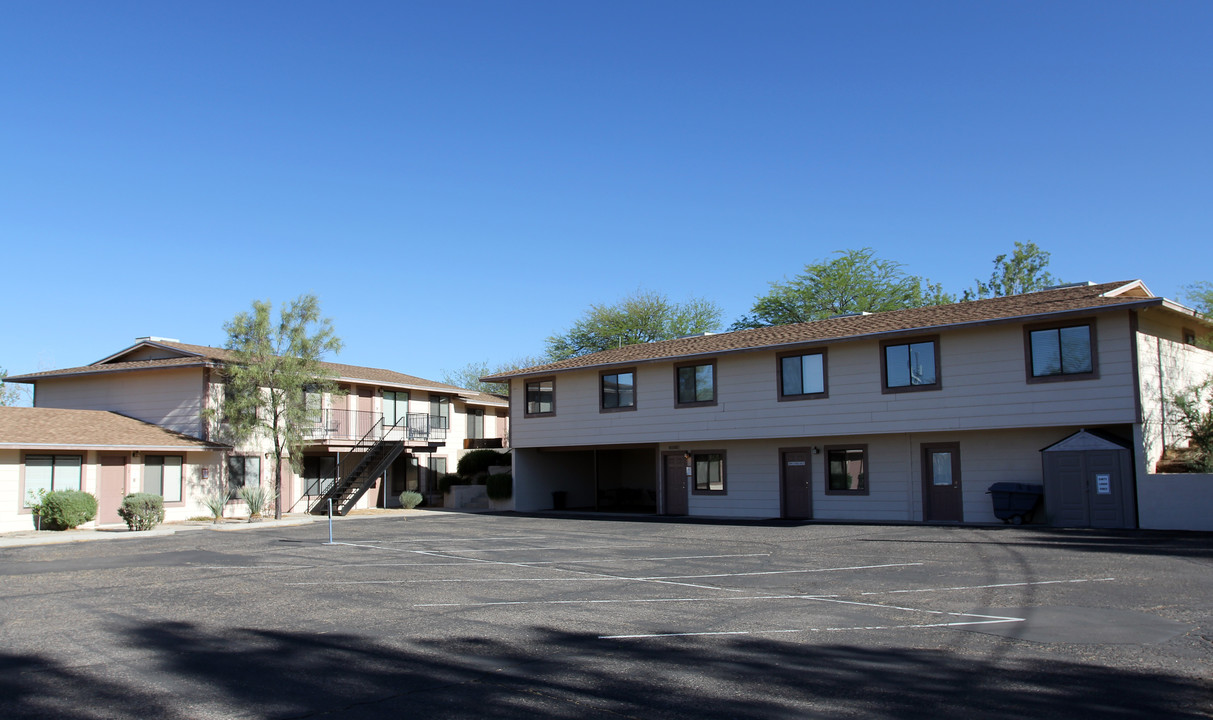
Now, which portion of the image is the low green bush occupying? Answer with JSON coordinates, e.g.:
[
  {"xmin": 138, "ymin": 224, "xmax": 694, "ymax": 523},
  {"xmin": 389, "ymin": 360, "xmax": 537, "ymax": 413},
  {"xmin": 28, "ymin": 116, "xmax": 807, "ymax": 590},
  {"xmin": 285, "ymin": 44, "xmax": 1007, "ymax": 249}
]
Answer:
[
  {"xmin": 437, "ymin": 473, "xmax": 461, "ymax": 494},
  {"xmin": 117, "ymin": 493, "xmax": 164, "ymax": 531},
  {"xmin": 399, "ymin": 490, "xmax": 424, "ymax": 509},
  {"xmin": 456, "ymin": 449, "xmax": 510, "ymax": 477},
  {"xmin": 35, "ymin": 490, "xmax": 98, "ymax": 530},
  {"xmin": 486, "ymin": 472, "xmax": 512, "ymax": 500}
]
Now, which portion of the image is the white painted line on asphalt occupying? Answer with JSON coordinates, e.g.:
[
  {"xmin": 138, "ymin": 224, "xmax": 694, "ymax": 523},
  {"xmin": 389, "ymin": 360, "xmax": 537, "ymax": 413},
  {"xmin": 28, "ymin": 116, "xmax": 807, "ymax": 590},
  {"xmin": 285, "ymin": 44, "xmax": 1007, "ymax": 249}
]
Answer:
[
  {"xmin": 518, "ymin": 553, "xmax": 771, "ymax": 565},
  {"xmin": 859, "ymin": 577, "xmax": 1116, "ymax": 595},
  {"xmin": 417, "ymin": 594, "xmax": 842, "ymax": 608},
  {"xmin": 376, "ymin": 536, "xmax": 550, "ymax": 544},
  {"xmin": 636, "ymin": 562, "xmax": 923, "ymax": 580},
  {"xmin": 289, "ymin": 577, "xmax": 647, "ymax": 586},
  {"xmin": 600, "ymin": 617, "xmax": 1024, "ymax": 640}
]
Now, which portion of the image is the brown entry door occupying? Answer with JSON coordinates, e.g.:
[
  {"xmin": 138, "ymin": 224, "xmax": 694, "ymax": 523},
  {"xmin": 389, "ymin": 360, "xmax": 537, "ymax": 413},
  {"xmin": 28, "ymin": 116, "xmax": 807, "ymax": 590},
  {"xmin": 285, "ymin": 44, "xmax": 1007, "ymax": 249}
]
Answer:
[
  {"xmin": 98, "ymin": 455, "xmax": 127, "ymax": 524},
  {"xmin": 922, "ymin": 444, "xmax": 963, "ymax": 522},
  {"xmin": 781, "ymin": 450, "xmax": 812, "ymax": 519},
  {"xmin": 663, "ymin": 453, "xmax": 688, "ymax": 516}
]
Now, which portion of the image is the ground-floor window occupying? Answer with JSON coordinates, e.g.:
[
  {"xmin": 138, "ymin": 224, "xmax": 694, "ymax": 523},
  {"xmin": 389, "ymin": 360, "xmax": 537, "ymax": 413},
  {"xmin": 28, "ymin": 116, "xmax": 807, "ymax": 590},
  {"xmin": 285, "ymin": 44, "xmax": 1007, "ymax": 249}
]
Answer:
[
  {"xmin": 227, "ymin": 456, "xmax": 261, "ymax": 493},
  {"xmin": 24, "ymin": 455, "xmax": 83, "ymax": 506},
  {"xmin": 692, "ymin": 452, "xmax": 726, "ymax": 494},
  {"xmin": 825, "ymin": 445, "xmax": 868, "ymax": 495},
  {"xmin": 301, "ymin": 455, "xmax": 336, "ymax": 496},
  {"xmin": 143, "ymin": 455, "xmax": 183, "ymax": 503}
]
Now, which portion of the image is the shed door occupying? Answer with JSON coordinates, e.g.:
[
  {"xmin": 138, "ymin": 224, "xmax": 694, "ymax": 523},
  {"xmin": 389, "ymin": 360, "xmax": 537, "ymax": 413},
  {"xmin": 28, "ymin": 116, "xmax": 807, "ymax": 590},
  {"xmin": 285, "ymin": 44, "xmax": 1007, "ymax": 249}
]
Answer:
[
  {"xmin": 780, "ymin": 450, "xmax": 812, "ymax": 519},
  {"xmin": 922, "ymin": 444, "xmax": 963, "ymax": 522},
  {"xmin": 1047, "ymin": 450, "xmax": 1129, "ymax": 529},
  {"xmin": 1052, "ymin": 453, "xmax": 1091, "ymax": 527},
  {"xmin": 663, "ymin": 454, "xmax": 688, "ymax": 516}
]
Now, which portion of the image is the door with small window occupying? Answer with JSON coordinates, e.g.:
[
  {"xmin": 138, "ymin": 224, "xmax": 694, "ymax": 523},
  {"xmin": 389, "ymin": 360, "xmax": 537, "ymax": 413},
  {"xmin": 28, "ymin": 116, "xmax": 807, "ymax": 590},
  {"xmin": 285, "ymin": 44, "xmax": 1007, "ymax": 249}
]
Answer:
[{"xmin": 922, "ymin": 443, "xmax": 963, "ymax": 522}]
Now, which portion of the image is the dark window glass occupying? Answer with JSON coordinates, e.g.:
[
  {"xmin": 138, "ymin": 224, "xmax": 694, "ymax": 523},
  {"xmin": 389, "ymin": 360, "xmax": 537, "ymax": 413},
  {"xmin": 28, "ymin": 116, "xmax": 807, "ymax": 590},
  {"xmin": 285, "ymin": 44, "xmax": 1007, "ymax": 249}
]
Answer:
[
  {"xmin": 1031, "ymin": 325, "xmax": 1092, "ymax": 376},
  {"xmin": 885, "ymin": 341, "xmax": 936, "ymax": 388},
  {"xmin": 827, "ymin": 448, "xmax": 866, "ymax": 493},
  {"xmin": 780, "ymin": 353, "xmax": 825, "ymax": 396},
  {"xmin": 526, "ymin": 380, "xmax": 554, "ymax": 415},
  {"xmin": 466, "ymin": 408, "xmax": 485, "ymax": 438},
  {"xmin": 601, "ymin": 371, "xmax": 635, "ymax": 409},
  {"xmin": 677, "ymin": 364, "xmax": 714, "ymax": 404},
  {"xmin": 693, "ymin": 453, "xmax": 725, "ymax": 492},
  {"xmin": 227, "ymin": 456, "xmax": 260, "ymax": 492}
]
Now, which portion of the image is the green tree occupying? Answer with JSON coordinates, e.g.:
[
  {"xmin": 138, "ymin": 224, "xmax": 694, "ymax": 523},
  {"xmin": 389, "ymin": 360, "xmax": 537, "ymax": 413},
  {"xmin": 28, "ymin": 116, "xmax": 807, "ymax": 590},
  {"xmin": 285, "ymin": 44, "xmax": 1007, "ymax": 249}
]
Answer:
[
  {"xmin": 0, "ymin": 368, "xmax": 28, "ymax": 406},
  {"xmin": 732, "ymin": 248, "xmax": 952, "ymax": 329},
  {"xmin": 208, "ymin": 295, "xmax": 343, "ymax": 519},
  {"xmin": 443, "ymin": 355, "xmax": 548, "ymax": 395},
  {"xmin": 1184, "ymin": 281, "xmax": 1212, "ymax": 317},
  {"xmin": 546, "ymin": 290, "xmax": 724, "ymax": 360},
  {"xmin": 966, "ymin": 241, "xmax": 1058, "ymax": 300}
]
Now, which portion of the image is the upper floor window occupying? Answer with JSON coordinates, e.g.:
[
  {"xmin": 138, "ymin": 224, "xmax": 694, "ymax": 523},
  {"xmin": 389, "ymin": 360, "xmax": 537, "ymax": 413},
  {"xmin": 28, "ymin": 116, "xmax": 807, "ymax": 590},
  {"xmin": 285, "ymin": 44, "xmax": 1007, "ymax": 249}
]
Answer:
[
  {"xmin": 600, "ymin": 369, "xmax": 636, "ymax": 412},
  {"xmin": 466, "ymin": 407, "xmax": 485, "ymax": 438},
  {"xmin": 1182, "ymin": 328, "xmax": 1197, "ymax": 346},
  {"xmin": 881, "ymin": 336, "xmax": 940, "ymax": 393},
  {"xmin": 24, "ymin": 454, "xmax": 82, "ymax": 507},
  {"xmin": 675, "ymin": 360, "xmax": 716, "ymax": 407},
  {"xmin": 143, "ymin": 455, "xmax": 183, "ymax": 503},
  {"xmin": 778, "ymin": 349, "xmax": 827, "ymax": 400},
  {"xmin": 1025, "ymin": 320, "xmax": 1097, "ymax": 382},
  {"xmin": 383, "ymin": 390, "xmax": 409, "ymax": 427},
  {"xmin": 525, "ymin": 378, "xmax": 555, "ymax": 417},
  {"xmin": 429, "ymin": 395, "xmax": 450, "ymax": 429}
]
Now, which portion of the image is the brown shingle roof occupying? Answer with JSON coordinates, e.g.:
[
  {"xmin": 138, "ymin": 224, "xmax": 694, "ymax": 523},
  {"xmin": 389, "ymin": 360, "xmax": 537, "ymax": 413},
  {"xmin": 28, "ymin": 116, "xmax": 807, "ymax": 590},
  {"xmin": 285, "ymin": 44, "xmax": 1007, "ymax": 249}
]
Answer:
[
  {"xmin": 6, "ymin": 340, "xmax": 507, "ymax": 406},
  {"xmin": 484, "ymin": 281, "xmax": 1173, "ymax": 381},
  {"xmin": 0, "ymin": 408, "xmax": 227, "ymax": 449}
]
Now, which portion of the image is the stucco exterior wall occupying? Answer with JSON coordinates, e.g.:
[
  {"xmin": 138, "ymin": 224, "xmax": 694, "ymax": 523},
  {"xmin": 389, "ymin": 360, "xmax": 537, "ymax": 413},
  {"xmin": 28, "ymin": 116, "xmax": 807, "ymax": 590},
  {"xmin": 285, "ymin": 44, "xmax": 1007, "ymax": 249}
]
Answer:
[{"xmin": 1135, "ymin": 311, "xmax": 1213, "ymax": 473}]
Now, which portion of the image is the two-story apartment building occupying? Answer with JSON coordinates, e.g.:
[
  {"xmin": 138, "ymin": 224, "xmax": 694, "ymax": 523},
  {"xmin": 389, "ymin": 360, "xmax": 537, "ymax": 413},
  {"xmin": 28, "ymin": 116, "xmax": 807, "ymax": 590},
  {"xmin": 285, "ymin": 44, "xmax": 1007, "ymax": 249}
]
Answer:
[
  {"xmin": 3, "ymin": 338, "xmax": 508, "ymax": 526},
  {"xmin": 485, "ymin": 281, "xmax": 1212, "ymax": 527}
]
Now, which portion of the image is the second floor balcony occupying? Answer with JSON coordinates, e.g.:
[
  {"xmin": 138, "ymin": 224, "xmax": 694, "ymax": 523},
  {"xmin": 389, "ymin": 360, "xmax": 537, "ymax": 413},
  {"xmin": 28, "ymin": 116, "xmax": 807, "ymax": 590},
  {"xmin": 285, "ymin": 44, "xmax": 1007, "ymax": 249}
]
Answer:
[{"xmin": 304, "ymin": 408, "xmax": 449, "ymax": 445}]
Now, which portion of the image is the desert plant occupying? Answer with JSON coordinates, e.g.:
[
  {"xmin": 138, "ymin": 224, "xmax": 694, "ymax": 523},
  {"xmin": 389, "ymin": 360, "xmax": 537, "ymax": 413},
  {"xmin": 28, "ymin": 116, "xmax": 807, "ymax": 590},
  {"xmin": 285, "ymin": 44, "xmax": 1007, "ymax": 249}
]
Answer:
[
  {"xmin": 238, "ymin": 484, "xmax": 276, "ymax": 521},
  {"xmin": 201, "ymin": 492, "xmax": 228, "ymax": 523},
  {"xmin": 485, "ymin": 472, "xmax": 513, "ymax": 500},
  {"xmin": 1173, "ymin": 379, "xmax": 1213, "ymax": 472},
  {"xmin": 456, "ymin": 449, "xmax": 510, "ymax": 477},
  {"xmin": 399, "ymin": 490, "xmax": 424, "ymax": 509},
  {"xmin": 34, "ymin": 489, "xmax": 98, "ymax": 531},
  {"xmin": 117, "ymin": 493, "xmax": 165, "ymax": 531}
]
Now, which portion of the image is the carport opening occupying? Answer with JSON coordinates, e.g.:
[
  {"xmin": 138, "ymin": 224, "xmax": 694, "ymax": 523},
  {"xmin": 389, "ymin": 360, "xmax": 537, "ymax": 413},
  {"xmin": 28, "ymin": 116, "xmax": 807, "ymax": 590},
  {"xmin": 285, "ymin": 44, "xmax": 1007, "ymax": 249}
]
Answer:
[{"xmin": 594, "ymin": 448, "xmax": 657, "ymax": 513}]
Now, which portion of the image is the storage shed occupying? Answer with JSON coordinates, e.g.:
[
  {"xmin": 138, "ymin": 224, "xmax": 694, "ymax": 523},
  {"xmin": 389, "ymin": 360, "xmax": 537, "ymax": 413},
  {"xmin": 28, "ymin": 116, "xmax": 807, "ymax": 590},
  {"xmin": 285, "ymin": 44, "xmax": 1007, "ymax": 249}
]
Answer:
[{"xmin": 1041, "ymin": 429, "xmax": 1136, "ymax": 528}]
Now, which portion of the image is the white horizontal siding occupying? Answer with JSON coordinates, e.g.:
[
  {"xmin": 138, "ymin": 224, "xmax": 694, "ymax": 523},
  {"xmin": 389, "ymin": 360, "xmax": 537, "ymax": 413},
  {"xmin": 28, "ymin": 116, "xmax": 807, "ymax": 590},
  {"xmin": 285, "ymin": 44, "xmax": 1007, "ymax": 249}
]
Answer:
[
  {"xmin": 35, "ymin": 368, "xmax": 206, "ymax": 437},
  {"xmin": 512, "ymin": 314, "xmax": 1138, "ymax": 449}
]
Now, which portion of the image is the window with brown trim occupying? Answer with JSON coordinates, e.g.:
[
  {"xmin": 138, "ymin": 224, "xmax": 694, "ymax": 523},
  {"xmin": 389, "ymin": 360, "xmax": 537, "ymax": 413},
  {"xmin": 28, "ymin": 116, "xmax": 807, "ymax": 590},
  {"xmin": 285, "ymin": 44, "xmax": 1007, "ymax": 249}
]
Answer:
[
  {"xmin": 777, "ymin": 348, "xmax": 828, "ymax": 400},
  {"xmin": 691, "ymin": 451, "xmax": 726, "ymax": 494},
  {"xmin": 1024, "ymin": 319, "xmax": 1098, "ymax": 383},
  {"xmin": 23, "ymin": 454, "xmax": 83, "ymax": 507},
  {"xmin": 825, "ymin": 445, "xmax": 868, "ymax": 495},
  {"xmin": 600, "ymin": 368, "xmax": 636, "ymax": 412},
  {"xmin": 880, "ymin": 336, "xmax": 940, "ymax": 393},
  {"xmin": 675, "ymin": 360, "xmax": 717, "ymax": 407},
  {"xmin": 524, "ymin": 378, "xmax": 556, "ymax": 417}
]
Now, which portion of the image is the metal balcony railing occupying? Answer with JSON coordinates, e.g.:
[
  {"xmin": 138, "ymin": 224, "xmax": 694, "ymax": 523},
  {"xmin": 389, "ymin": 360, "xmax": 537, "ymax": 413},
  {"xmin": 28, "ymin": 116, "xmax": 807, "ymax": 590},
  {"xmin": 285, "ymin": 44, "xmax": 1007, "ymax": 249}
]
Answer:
[{"xmin": 304, "ymin": 409, "xmax": 448, "ymax": 443}]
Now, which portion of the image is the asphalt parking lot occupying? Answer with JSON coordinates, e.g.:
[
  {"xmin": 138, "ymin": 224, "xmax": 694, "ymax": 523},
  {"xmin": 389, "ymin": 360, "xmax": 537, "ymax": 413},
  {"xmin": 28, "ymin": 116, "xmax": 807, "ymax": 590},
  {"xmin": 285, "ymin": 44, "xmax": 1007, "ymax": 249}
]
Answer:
[{"xmin": 1, "ymin": 512, "xmax": 1210, "ymax": 719}]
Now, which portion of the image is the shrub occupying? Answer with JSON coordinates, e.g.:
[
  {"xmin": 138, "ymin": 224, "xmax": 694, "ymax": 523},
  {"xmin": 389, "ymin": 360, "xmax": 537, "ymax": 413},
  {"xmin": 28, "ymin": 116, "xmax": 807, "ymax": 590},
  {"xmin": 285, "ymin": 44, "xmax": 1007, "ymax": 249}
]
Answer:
[
  {"xmin": 117, "ymin": 493, "xmax": 165, "ymax": 531},
  {"xmin": 437, "ymin": 473, "xmax": 461, "ymax": 494},
  {"xmin": 399, "ymin": 490, "xmax": 424, "ymax": 509},
  {"xmin": 456, "ymin": 449, "xmax": 510, "ymax": 477},
  {"xmin": 35, "ymin": 490, "xmax": 98, "ymax": 531},
  {"xmin": 238, "ymin": 484, "xmax": 276, "ymax": 520},
  {"xmin": 201, "ymin": 492, "xmax": 228, "ymax": 523},
  {"xmin": 486, "ymin": 472, "xmax": 512, "ymax": 501},
  {"xmin": 1173, "ymin": 379, "xmax": 1213, "ymax": 472}
]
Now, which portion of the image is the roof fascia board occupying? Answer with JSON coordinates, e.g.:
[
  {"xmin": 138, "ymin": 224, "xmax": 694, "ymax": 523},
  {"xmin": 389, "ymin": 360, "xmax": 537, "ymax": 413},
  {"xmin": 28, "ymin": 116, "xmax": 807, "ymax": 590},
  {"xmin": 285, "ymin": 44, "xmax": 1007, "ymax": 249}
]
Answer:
[
  {"xmin": 0, "ymin": 443, "xmax": 228, "ymax": 451},
  {"xmin": 5, "ymin": 361, "xmax": 213, "ymax": 383},
  {"xmin": 94, "ymin": 340, "xmax": 206, "ymax": 366},
  {"xmin": 488, "ymin": 299, "xmax": 1164, "ymax": 381}
]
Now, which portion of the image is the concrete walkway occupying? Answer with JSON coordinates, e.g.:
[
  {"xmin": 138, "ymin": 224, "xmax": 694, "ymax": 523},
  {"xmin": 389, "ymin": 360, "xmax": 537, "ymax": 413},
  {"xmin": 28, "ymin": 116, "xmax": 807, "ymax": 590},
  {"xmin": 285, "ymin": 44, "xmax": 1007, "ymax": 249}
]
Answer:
[{"xmin": 0, "ymin": 508, "xmax": 437, "ymax": 549}]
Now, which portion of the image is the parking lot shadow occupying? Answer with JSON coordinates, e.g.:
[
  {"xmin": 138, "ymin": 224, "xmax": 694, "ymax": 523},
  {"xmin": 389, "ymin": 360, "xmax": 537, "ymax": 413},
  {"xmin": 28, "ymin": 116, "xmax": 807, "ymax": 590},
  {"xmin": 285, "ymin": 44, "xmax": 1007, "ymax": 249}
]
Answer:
[{"xmin": 1, "ymin": 621, "xmax": 1208, "ymax": 719}]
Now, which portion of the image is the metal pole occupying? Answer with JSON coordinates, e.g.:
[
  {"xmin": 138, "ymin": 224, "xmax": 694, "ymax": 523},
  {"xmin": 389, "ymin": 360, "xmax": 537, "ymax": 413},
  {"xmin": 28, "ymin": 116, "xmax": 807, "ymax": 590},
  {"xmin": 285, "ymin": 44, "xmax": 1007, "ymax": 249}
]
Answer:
[{"xmin": 327, "ymin": 498, "xmax": 333, "ymax": 544}]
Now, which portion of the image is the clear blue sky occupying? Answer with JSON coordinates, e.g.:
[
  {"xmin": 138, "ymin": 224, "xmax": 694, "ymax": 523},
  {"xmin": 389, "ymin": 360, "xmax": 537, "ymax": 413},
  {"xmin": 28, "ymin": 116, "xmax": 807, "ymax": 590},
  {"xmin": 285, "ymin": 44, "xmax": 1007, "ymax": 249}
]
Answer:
[{"xmin": 2, "ymin": 1, "xmax": 1210, "ymax": 390}]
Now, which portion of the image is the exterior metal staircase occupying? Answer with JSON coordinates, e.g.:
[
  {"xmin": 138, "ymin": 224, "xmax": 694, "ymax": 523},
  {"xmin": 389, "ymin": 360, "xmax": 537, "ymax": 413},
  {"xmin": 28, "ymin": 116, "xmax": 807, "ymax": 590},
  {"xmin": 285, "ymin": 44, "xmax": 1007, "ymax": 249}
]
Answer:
[{"xmin": 309, "ymin": 418, "xmax": 404, "ymax": 516}]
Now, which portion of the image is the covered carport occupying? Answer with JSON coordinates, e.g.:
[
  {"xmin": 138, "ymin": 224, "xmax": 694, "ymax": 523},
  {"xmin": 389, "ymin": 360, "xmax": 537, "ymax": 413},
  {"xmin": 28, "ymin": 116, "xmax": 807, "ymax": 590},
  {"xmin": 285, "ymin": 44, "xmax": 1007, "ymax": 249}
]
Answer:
[{"xmin": 513, "ymin": 445, "xmax": 658, "ymax": 513}]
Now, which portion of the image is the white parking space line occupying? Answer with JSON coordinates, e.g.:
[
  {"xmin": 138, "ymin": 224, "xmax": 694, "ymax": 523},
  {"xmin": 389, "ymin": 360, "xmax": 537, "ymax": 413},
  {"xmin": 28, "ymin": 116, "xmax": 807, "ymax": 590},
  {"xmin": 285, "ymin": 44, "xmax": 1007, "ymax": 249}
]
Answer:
[
  {"xmin": 859, "ymin": 577, "xmax": 1116, "ymax": 595},
  {"xmin": 518, "ymin": 553, "xmax": 771, "ymax": 565},
  {"xmin": 636, "ymin": 562, "xmax": 923, "ymax": 580},
  {"xmin": 417, "ymin": 594, "xmax": 842, "ymax": 608}
]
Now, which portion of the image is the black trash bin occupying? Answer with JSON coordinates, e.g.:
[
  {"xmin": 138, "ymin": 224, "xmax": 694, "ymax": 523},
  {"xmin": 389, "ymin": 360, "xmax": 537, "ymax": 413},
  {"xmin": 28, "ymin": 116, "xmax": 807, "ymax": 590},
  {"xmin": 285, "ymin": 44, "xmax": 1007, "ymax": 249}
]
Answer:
[
  {"xmin": 552, "ymin": 491, "xmax": 568, "ymax": 510},
  {"xmin": 986, "ymin": 482, "xmax": 1043, "ymax": 525}
]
